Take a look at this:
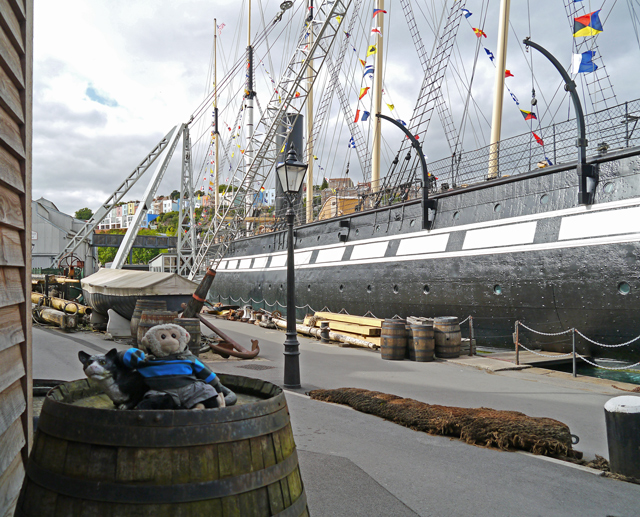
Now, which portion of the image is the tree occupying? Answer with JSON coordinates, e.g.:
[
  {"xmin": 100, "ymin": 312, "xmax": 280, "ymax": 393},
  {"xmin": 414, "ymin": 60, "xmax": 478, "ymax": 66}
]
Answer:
[
  {"xmin": 320, "ymin": 178, "xmax": 329, "ymax": 190},
  {"xmin": 170, "ymin": 190, "xmax": 180, "ymax": 200},
  {"xmin": 75, "ymin": 207, "xmax": 93, "ymax": 220}
]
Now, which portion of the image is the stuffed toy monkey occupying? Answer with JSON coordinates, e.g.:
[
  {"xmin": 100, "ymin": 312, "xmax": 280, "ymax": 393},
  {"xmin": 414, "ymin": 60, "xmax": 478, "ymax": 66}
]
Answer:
[{"xmin": 118, "ymin": 323, "xmax": 237, "ymax": 410}]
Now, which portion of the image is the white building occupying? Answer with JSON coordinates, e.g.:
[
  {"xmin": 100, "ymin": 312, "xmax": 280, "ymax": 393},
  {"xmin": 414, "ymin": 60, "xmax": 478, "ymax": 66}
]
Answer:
[{"xmin": 162, "ymin": 199, "xmax": 179, "ymax": 213}]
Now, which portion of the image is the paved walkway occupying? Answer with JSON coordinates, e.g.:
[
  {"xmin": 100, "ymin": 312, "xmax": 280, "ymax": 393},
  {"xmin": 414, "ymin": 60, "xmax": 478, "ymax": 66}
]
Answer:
[{"xmin": 33, "ymin": 321, "xmax": 640, "ymax": 516}]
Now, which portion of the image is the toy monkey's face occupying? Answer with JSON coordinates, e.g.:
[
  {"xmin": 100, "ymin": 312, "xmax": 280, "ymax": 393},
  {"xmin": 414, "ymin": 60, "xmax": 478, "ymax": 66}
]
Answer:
[{"xmin": 142, "ymin": 325, "xmax": 190, "ymax": 357}]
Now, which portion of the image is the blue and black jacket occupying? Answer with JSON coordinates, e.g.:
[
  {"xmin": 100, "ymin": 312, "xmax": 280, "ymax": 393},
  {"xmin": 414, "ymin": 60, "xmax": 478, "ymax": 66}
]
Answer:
[{"xmin": 119, "ymin": 348, "xmax": 217, "ymax": 390}]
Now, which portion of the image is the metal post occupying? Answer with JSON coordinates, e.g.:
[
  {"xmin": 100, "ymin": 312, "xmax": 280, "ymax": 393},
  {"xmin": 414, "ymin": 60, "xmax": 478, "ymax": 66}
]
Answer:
[
  {"xmin": 572, "ymin": 328, "xmax": 577, "ymax": 377},
  {"xmin": 468, "ymin": 316, "xmax": 474, "ymax": 356},
  {"xmin": 283, "ymin": 204, "xmax": 301, "ymax": 389},
  {"xmin": 515, "ymin": 321, "xmax": 520, "ymax": 365}
]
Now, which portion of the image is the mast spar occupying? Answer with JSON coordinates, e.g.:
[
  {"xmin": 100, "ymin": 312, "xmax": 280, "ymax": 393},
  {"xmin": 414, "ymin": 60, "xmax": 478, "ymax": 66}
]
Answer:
[
  {"xmin": 371, "ymin": 0, "xmax": 385, "ymax": 192},
  {"xmin": 487, "ymin": 0, "xmax": 511, "ymax": 179}
]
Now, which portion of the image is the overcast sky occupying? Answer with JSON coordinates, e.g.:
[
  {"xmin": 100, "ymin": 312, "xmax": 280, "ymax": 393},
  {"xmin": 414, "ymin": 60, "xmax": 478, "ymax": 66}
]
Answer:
[{"xmin": 33, "ymin": 0, "xmax": 639, "ymax": 216}]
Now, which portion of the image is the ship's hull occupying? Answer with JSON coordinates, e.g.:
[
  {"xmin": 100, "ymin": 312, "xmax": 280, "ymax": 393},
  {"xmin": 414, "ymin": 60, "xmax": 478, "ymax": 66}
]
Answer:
[{"xmin": 209, "ymin": 149, "xmax": 640, "ymax": 359}]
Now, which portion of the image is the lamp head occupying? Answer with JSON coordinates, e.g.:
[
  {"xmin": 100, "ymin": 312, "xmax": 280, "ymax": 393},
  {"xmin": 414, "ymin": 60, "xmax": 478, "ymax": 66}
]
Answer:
[{"xmin": 276, "ymin": 143, "xmax": 308, "ymax": 195}]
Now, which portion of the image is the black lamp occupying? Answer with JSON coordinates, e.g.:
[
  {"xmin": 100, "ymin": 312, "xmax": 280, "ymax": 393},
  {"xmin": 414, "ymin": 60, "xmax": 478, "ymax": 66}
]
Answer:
[{"xmin": 275, "ymin": 143, "xmax": 308, "ymax": 389}]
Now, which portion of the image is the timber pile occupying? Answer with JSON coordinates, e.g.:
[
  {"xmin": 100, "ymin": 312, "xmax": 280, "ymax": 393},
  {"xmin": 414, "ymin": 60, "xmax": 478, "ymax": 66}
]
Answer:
[
  {"xmin": 309, "ymin": 388, "xmax": 577, "ymax": 458},
  {"xmin": 305, "ymin": 311, "xmax": 384, "ymax": 347}
]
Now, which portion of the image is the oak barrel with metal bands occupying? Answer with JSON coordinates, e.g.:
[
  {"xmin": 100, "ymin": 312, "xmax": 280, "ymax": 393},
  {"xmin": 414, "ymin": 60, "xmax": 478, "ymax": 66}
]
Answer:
[
  {"xmin": 433, "ymin": 316, "xmax": 461, "ymax": 358},
  {"xmin": 173, "ymin": 317, "xmax": 202, "ymax": 356},
  {"xmin": 381, "ymin": 319, "xmax": 408, "ymax": 361},
  {"xmin": 136, "ymin": 310, "xmax": 179, "ymax": 347},
  {"xmin": 130, "ymin": 300, "xmax": 167, "ymax": 344},
  {"xmin": 17, "ymin": 375, "xmax": 308, "ymax": 516},
  {"xmin": 410, "ymin": 323, "xmax": 435, "ymax": 362}
]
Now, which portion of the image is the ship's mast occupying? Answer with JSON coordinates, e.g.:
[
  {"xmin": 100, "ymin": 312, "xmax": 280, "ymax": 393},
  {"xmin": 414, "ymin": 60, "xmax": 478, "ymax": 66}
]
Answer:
[
  {"xmin": 306, "ymin": 0, "xmax": 314, "ymax": 223},
  {"xmin": 487, "ymin": 0, "xmax": 511, "ymax": 179},
  {"xmin": 214, "ymin": 18, "xmax": 219, "ymax": 226},
  {"xmin": 370, "ymin": 0, "xmax": 384, "ymax": 192},
  {"xmin": 245, "ymin": 0, "xmax": 255, "ymax": 226}
]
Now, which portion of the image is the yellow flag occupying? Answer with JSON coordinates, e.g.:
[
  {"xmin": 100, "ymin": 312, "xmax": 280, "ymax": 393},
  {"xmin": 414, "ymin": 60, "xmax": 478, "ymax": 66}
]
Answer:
[
  {"xmin": 386, "ymin": 103, "xmax": 395, "ymax": 111},
  {"xmin": 367, "ymin": 45, "xmax": 376, "ymax": 57},
  {"xmin": 335, "ymin": 15, "xmax": 342, "ymax": 23}
]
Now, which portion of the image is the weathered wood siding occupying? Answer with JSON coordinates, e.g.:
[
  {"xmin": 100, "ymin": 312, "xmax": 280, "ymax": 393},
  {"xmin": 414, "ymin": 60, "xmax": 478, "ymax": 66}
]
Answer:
[{"xmin": 0, "ymin": 0, "xmax": 31, "ymax": 514}]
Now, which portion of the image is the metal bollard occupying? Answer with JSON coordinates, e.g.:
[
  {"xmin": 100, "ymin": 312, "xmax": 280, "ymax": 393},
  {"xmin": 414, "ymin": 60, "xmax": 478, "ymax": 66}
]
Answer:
[
  {"xmin": 604, "ymin": 396, "xmax": 640, "ymax": 478},
  {"xmin": 320, "ymin": 321, "xmax": 330, "ymax": 343}
]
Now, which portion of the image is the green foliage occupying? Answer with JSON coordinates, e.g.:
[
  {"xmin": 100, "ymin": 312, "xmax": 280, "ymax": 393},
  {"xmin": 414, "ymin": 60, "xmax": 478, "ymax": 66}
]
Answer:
[
  {"xmin": 170, "ymin": 190, "xmax": 180, "ymax": 200},
  {"xmin": 320, "ymin": 178, "xmax": 329, "ymax": 190},
  {"xmin": 75, "ymin": 207, "xmax": 93, "ymax": 220},
  {"xmin": 96, "ymin": 228, "xmax": 169, "ymax": 265}
]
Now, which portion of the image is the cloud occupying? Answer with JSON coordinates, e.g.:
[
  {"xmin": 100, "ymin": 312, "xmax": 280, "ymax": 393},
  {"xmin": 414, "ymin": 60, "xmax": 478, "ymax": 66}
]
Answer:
[{"xmin": 85, "ymin": 85, "xmax": 119, "ymax": 107}]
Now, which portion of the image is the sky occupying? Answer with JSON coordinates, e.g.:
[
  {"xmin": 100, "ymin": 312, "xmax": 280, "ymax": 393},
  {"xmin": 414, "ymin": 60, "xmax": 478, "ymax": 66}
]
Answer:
[{"xmin": 33, "ymin": 0, "xmax": 640, "ymax": 216}]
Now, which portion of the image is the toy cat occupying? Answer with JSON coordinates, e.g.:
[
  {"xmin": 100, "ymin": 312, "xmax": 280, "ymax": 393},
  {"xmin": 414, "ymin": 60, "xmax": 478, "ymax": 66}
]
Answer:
[{"xmin": 78, "ymin": 348, "xmax": 148, "ymax": 409}]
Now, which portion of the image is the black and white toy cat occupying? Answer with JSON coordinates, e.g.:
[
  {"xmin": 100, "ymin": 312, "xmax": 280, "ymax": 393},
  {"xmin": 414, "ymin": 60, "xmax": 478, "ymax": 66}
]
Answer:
[{"xmin": 78, "ymin": 348, "xmax": 147, "ymax": 409}]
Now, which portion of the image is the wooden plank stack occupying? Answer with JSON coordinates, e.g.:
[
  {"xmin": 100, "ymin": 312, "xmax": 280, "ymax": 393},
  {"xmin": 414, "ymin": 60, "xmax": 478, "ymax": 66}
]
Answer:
[{"xmin": 306, "ymin": 312, "xmax": 385, "ymax": 347}]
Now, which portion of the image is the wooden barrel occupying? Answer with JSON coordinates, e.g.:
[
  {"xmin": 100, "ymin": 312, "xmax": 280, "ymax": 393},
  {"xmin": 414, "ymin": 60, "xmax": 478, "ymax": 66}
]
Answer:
[
  {"xmin": 173, "ymin": 318, "xmax": 202, "ymax": 356},
  {"xmin": 433, "ymin": 317, "xmax": 461, "ymax": 358},
  {"xmin": 405, "ymin": 324, "xmax": 415, "ymax": 360},
  {"xmin": 130, "ymin": 300, "xmax": 167, "ymax": 344},
  {"xmin": 410, "ymin": 323, "xmax": 435, "ymax": 362},
  {"xmin": 17, "ymin": 375, "xmax": 308, "ymax": 516},
  {"xmin": 380, "ymin": 319, "xmax": 407, "ymax": 360},
  {"xmin": 136, "ymin": 310, "xmax": 179, "ymax": 348}
]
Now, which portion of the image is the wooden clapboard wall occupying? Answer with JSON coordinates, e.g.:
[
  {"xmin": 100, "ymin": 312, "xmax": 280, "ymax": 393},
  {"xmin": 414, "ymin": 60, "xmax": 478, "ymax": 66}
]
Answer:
[{"xmin": 0, "ymin": 0, "xmax": 32, "ymax": 514}]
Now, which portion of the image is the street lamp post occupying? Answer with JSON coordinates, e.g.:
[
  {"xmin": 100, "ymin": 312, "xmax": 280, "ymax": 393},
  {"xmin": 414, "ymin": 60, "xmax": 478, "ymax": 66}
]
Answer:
[{"xmin": 276, "ymin": 143, "xmax": 308, "ymax": 389}]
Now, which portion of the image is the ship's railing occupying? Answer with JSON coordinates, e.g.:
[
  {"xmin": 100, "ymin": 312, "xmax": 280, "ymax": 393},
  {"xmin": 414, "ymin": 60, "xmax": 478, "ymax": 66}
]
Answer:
[{"xmin": 426, "ymin": 98, "xmax": 640, "ymax": 190}]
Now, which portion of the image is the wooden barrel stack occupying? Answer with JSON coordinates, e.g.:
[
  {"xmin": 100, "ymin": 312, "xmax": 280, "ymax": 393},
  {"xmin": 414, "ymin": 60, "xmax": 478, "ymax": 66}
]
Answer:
[
  {"xmin": 433, "ymin": 317, "xmax": 461, "ymax": 358},
  {"xmin": 410, "ymin": 323, "xmax": 435, "ymax": 362},
  {"xmin": 130, "ymin": 300, "xmax": 167, "ymax": 344},
  {"xmin": 173, "ymin": 318, "xmax": 202, "ymax": 356},
  {"xmin": 380, "ymin": 319, "xmax": 407, "ymax": 360},
  {"xmin": 137, "ymin": 310, "xmax": 180, "ymax": 348},
  {"xmin": 17, "ymin": 375, "xmax": 309, "ymax": 516}
]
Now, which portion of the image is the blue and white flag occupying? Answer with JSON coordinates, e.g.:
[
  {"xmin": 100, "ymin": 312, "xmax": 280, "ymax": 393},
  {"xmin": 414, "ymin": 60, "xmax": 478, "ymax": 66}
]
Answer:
[
  {"xmin": 461, "ymin": 8, "xmax": 472, "ymax": 18},
  {"xmin": 396, "ymin": 119, "xmax": 407, "ymax": 126},
  {"xmin": 361, "ymin": 111, "xmax": 370, "ymax": 122},
  {"xmin": 572, "ymin": 50, "xmax": 598, "ymax": 73},
  {"xmin": 363, "ymin": 65, "xmax": 374, "ymax": 79},
  {"xmin": 348, "ymin": 137, "xmax": 356, "ymax": 148},
  {"xmin": 484, "ymin": 48, "xmax": 495, "ymax": 62}
]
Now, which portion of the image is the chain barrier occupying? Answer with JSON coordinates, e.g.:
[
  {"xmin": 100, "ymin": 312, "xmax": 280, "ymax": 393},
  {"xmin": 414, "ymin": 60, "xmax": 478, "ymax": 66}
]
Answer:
[
  {"xmin": 576, "ymin": 354, "xmax": 640, "ymax": 371},
  {"xmin": 459, "ymin": 315, "xmax": 471, "ymax": 325},
  {"xmin": 516, "ymin": 341, "xmax": 574, "ymax": 358},
  {"xmin": 517, "ymin": 321, "xmax": 574, "ymax": 336},
  {"xmin": 574, "ymin": 329, "xmax": 640, "ymax": 348}
]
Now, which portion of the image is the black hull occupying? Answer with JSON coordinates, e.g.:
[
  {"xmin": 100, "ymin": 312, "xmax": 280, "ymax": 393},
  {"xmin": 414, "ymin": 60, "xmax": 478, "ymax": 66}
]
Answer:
[
  {"xmin": 83, "ymin": 291, "xmax": 192, "ymax": 320},
  {"xmin": 209, "ymin": 149, "xmax": 640, "ymax": 359}
]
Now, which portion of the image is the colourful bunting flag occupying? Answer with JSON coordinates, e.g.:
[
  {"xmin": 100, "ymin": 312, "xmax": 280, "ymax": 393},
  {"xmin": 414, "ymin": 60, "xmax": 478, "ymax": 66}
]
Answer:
[
  {"xmin": 361, "ymin": 111, "xmax": 370, "ymax": 122},
  {"xmin": 371, "ymin": 27, "xmax": 381, "ymax": 35},
  {"xmin": 396, "ymin": 119, "xmax": 407, "ymax": 126},
  {"xmin": 367, "ymin": 45, "xmax": 377, "ymax": 56},
  {"xmin": 573, "ymin": 10, "xmax": 603, "ymax": 37},
  {"xmin": 572, "ymin": 51, "xmax": 598, "ymax": 73},
  {"xmin": 348, "ymin": 137, "xmax": 356, "ymax": 148},
  {"xmin": 505, "ymin": 70, "xmax": 514, "ymax": 78},
  {"xmin": 532, "ymin": 132, "xmax": 544, "ymax": 146},
  {"xmin": 485, "ymin": 48, "xmax": 495, "ymax": 61},
  {"xmin": 217, "ymin": 23, "xmax": 225, "ymax": 35},
  {"xmin": 373, "ymin": 8, "xmax": 387, "ymax": 18},
  {"xmin": 473, "ymin": 28, "xmax": 487, "ymax": 38},
  {"xmin": 335, "ymin": 15, "xmax": 342, "ymax": 24},
  {"xmin": 359, "ymin": 58, "xmax": 367, "ymax": 67},
  {"xmin": 354, "ymin": 109, "xmax": 361, "ymax": 123},
  {"xmin": 520, "ymin": 109, "xmax": 537, "ymax": 121},
  {"xmin": 461, "ymin": 8, "xmax": 472, "ymax": 18},
  {"xmin": 386, "ymin": 103, "xmax": 395, "ymax": 111},
  {"xmin": 295, "ymin": 92, "xmax": 301, "ymax": 98},
  {"xmin": 359, "ymin": 87, "xmax": 370, "ymax": 99},
  {"xmin": 363, "ymin": 65, "xmax": 374, "ymax": 78}
]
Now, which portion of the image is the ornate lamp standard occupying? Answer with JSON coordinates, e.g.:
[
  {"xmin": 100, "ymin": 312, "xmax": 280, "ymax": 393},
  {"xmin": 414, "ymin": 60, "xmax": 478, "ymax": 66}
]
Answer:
[{"xmin": 276, "ymin": 143, "xmax": 308, "ymax": 389}]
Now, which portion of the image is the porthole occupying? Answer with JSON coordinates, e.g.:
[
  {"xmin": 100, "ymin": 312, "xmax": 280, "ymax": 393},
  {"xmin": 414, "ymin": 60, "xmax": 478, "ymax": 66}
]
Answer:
[
  {"xmin": 317, "ymin": 235, "xmax": 321, "ymax": 241},
  {"xmin": 453, "ymin": 211, "xmax": 460, "ymax": 220},
  {"xmin": 339, "ymin": 284, "xmax": 344, "ymax": 292},
  {"xmin": 410, "ymin": 219, "xmax": 416, "ymax": 227},
  {"xmin": 540, "ymin": 194, "xmax": 549, "ymax": 205},
  {"xmin": 493, "ymin": 285, "xmax": 502, "ymax": 295},
  {"xmin": 604, "ymin": 182, "xmax": 614, "ymax": 193},
  {"xmin": 494, "ymin": 203, "xmax": 502, "ymax": 213},
  {"xmin": 618, "ymin": 282, "xmax": 630, "ymax": 295},
  {"xmin": 355, "ymin": 228, "xmax": 360, "ymax": 235},
  {"xmin": 307, "ymin": 284, "xmax": 311, "ymax": 291},
  {"xmin": 393, "ymin": 284, "xmax": 399, "ymax": 294},
  {"xmin": 279, "ymin": 284, "xmax": 284, "ymax": 290},
  {"xmin": 375, "ymin": 225, "xmax": 380, "ymax": 232},
  {"xmin": 268, "ymin": 284, "xmax": 272, "ymax": 290},
  {"xmin": 258, "ymin": 284, "xmax": 262, "ymax": 290},
  {"xmin": 423, "ymin": 284, "xmax": 430, "ymax": 295},
  {"xmin": 366, "ymin": 285, "xmax": 372, "ymax": 293}
]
